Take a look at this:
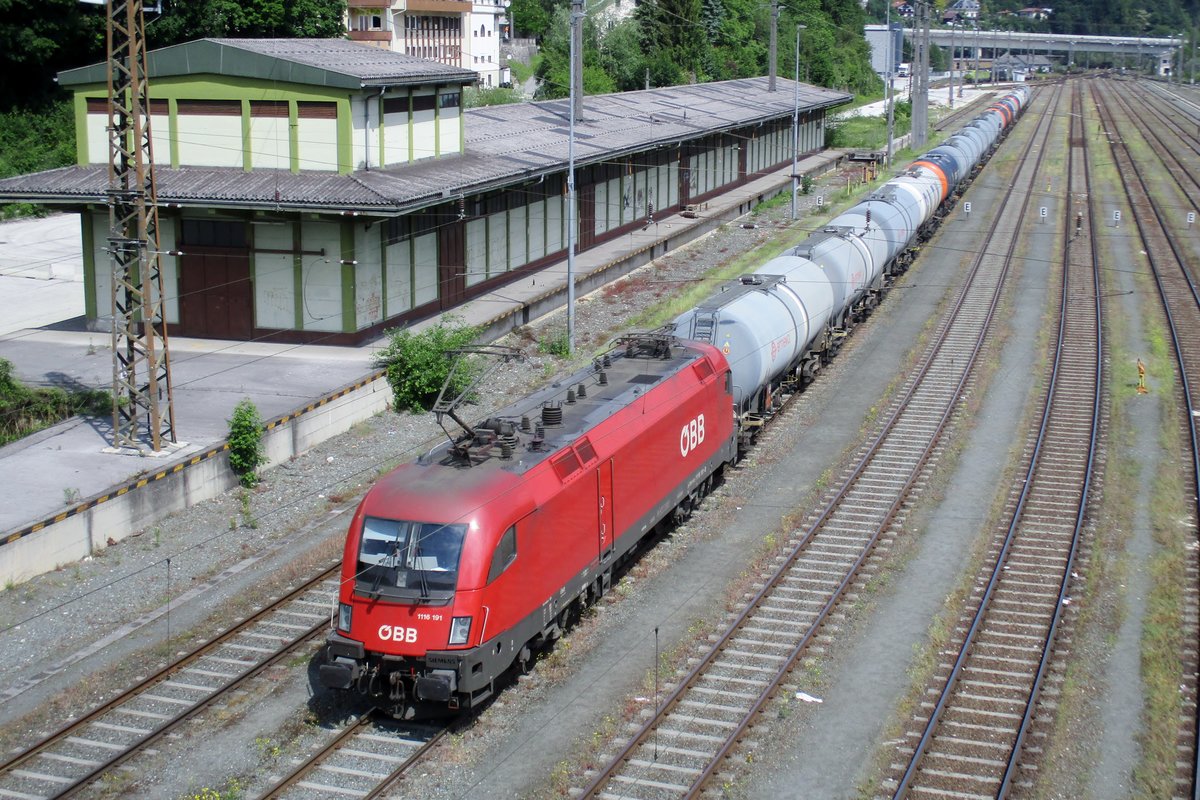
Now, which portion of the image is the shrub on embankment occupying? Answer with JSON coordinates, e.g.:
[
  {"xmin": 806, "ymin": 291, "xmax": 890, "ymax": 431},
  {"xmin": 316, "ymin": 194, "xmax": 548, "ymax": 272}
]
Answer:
[{"xmin": 0, "ymin": 358, "xmax": 111, "ymax": 446}]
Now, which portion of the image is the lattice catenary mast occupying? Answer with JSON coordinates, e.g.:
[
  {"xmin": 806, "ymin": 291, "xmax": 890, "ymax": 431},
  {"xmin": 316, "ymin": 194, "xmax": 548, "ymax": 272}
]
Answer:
[{"xmin": 105, "ymin": 0, "xmax": 176, "ymax": 452}]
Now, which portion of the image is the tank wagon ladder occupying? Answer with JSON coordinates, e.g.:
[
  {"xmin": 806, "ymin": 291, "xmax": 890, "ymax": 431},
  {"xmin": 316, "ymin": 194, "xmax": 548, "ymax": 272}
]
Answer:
[
  {"xmin": 890, "ymin": 79, "xmax": 1104, "ymax": 800},
  {"xmin": 575, "ymin": 84, "xmax": 1059, "ymax": 800}
]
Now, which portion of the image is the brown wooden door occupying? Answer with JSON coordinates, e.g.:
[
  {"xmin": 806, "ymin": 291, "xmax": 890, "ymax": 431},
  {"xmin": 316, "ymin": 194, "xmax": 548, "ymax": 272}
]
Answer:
[
  {"xmin": 178, "ymin": 249, "xmax": 252, "ymax": 340},
  {"xmin": 438, "ymin": 221, "xmax": 465, "ymax": 309},
  {"xmin": 578, "ymin": 186, "xmax": 595, "ymax": 249}
]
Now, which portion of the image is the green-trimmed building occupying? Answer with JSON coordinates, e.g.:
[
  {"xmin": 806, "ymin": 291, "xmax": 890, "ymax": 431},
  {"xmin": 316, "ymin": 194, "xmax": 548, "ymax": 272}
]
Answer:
[{"xmin": 0, "ymin": 38, "xmax": 850, "ymax": 344}]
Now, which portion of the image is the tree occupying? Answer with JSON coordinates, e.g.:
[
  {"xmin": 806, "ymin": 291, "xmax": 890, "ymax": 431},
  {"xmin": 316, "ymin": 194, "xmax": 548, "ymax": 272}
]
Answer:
[
  {"xmin": 534, "ymin": 6, "xmax": 612, "ymax": 99},
  {"xmin": 510, "ymin": 0, "xmax": 553, "ymax": 39},
  {"xmin": 148, "ymin": 0, "xmax": 347, "ymax": 46},
  {"xmin": 0, "ymin": 0, "xmax": 106, "ymax": 109},
  {"xmin": 635, "ymin": 0, "xmax": 706, "ymax": 83},
  {"xmin": 599, "ymin": 19, "xmax": 648, "ymax": 90},
  {"xmin": 0, "ymin": 0, "xmax": 347, "ymax": 112}
]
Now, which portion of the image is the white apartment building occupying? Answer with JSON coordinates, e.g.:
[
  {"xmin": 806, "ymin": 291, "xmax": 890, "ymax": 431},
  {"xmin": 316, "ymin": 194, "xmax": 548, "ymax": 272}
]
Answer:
[{"xmin": 347, "ymin": 0, "xmax": 511, "ymax": 88}]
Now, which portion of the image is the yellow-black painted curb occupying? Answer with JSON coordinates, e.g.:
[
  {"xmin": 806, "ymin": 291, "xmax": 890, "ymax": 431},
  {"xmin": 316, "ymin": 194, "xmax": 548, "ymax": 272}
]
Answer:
[{"xmin": 2, "ymin": 370, "xmax": 387, "ymax": 549}]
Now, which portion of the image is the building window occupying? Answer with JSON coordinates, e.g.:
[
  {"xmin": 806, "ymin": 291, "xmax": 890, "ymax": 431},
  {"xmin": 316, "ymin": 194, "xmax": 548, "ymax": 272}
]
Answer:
[
  {"xmin": 181, "ymin": 219, "xmax": 246, "ymax": 248},
  {"xmin": 177, "ymin": 99, "xmax": 241, "ymax": 116},
  {"xmin": 439, "ymin": 92, "xmax": 460, "ymax": 109}
]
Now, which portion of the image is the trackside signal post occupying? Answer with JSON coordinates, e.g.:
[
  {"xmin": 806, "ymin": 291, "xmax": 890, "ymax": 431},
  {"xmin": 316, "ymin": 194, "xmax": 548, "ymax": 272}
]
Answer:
[{"xmin": 105, "ymin": 0, "xmax": 176, "ymax": 453}]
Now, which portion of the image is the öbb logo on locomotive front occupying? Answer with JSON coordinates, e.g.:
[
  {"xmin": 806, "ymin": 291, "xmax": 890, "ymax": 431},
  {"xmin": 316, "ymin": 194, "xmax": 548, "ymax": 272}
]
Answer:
[{"xmin": 378, "ymin": 625, "xmax": 418, "ymax": 643}]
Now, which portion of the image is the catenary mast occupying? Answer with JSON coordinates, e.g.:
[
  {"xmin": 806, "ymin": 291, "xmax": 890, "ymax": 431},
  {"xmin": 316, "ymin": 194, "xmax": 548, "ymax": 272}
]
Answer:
[{"xmin": 105, "ymin": 0, "xmax": 176, "ymax": 452}]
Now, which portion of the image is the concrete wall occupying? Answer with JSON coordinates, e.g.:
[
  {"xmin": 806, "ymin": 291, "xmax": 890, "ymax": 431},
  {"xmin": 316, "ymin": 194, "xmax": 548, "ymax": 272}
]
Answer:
[{"xmin": 0, "ymin": 375, "xmax": 391, "ymax": 586}]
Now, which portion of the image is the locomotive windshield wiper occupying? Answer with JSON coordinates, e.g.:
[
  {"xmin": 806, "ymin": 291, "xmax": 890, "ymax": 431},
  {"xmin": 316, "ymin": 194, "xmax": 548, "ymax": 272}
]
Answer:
[{"xmin": 413, "ymin": 536, "xmax": 431, "ymax": 601}]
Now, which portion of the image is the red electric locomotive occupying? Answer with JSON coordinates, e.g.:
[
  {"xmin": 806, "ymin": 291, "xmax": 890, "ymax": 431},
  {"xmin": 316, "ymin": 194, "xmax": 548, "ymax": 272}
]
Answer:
[{"xmin": 319, "ymin": 332, "xmax": 737, "ymax": 718}]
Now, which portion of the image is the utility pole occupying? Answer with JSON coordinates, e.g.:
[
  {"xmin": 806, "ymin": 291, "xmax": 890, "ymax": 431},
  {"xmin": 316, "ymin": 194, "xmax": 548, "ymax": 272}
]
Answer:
[
  {"xmin": 106, "ymin": 0, "xmax": 175, "ymax": 453},
  {"xmin": 566, "ymin": 0, "xmax": 584, "ymax": 354},
  {"xmin": 974, "ymin": 23, "xmax": 980, "ymax": 85},
  {"xmin": 992, "ymin": 27, "xmax": 998, "ymax": 84},
  {"xmin": 912, "ymin": 0, "xmax": 929, "ymax": 150},
  {"xmin": 948, "ymin": 22, "xmax": 956, "ymax": 108},
  {"xmin": 768, "ymin": 0, "xmax": 779, "ymax": 91},
  {"xmin": 571, "ymin": 0, "xmax": 583, "ymax": 121},
  {"xmin": 791, "ymin": 24, "xmax": 806, "ymax": 219},
  {"xmin": 886, "ymin": 5, "xmax": 896, "ymax": 167}
]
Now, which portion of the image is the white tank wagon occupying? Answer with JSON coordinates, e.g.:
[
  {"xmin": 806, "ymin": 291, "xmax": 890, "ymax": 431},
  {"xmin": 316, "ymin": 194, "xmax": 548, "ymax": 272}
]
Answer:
[{"xmin": 673, "ymin": 87, "xmax": 1031, "ymax": 449}]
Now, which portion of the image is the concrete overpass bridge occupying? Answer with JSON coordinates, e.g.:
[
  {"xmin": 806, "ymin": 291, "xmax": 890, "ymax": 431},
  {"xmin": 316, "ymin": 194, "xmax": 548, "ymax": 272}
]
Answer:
[{"xmin": 906, "ymin": 29, "xmax": 1183, "ymax": 76}]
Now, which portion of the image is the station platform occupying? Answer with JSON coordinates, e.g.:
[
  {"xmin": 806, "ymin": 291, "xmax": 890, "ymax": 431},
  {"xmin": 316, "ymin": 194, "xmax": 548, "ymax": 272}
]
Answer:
[{"xmin": 0, "ymin": 150, "xmax": 844, "ymax": 581}]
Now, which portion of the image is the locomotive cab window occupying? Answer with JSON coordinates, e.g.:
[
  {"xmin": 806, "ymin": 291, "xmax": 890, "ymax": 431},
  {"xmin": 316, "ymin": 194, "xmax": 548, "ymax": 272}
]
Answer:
[
  {"xmin": 487, "ymin": 525, "xmax": 517, "ymax": 583},
  {"xmin": 356, "ymin": 517, "xmax": 466, "ymax": 602}
]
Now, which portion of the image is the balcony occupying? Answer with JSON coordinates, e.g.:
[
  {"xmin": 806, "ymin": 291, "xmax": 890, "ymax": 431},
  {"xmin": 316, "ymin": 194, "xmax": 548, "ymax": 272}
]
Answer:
[
  {"xmin": 349, "ymin": 29, "xmax": 394, "ymax": 42},
  {"xmin": 405, "ymin": 0, "xmax": 471, "ymax": 11}
]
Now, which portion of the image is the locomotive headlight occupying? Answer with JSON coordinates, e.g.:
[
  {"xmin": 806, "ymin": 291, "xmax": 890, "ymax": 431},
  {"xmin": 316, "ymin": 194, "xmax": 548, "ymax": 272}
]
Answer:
[
  {"xmin": 448, "ymin": 616, "xmax": 472, "ymax": 646},
  {"xmin": 337, "ymin": 602, "xmax": 352, "ymax": 633}
]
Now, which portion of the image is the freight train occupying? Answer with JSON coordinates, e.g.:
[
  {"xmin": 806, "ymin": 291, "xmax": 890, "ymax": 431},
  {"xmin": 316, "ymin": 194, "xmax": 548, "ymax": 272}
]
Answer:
[{"xmin": 318, "ymin": 87, "xmax": 1031, "ymax": 719}]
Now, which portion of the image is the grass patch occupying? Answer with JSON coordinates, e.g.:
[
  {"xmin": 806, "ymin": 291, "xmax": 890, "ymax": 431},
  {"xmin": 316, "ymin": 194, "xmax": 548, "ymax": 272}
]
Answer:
[
  {"xmin": 508, "ymin": 54, "xmax": 540, "ymax": 85},
  {"xmin": 1131, "ymin": 324, "xmax": 1188, "ymax": 798},
  {"xmin": 0, "ymin": 358, "xmax": 110, "ymax": 445}
]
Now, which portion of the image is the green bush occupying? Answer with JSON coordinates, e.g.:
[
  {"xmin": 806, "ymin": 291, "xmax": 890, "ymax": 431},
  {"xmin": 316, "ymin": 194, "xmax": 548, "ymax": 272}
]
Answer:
[
  {"xmin": 373, "ymin": 317, "xmax": 481, "ymax": 413},
  {"xmin": 227, "ymin": 398, "xmax": 266, "ymax": 487},
  {"xmin": 463, "ymin": 86, "xmax": 524, "ymax": 108},
  {"xmin": 537, "ymin": 331, "xmax": 571, "ymax": 358},
  {"xmin": 0, "ymin": 358, "xmax": 110, "ymax": 446}
]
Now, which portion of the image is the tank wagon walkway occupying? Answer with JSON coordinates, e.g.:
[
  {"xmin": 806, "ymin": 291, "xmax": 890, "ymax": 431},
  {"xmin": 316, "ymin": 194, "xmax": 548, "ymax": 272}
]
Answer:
[{"xmin": 0, "ymin": 149, "xmax": 843, "ymax": 583}]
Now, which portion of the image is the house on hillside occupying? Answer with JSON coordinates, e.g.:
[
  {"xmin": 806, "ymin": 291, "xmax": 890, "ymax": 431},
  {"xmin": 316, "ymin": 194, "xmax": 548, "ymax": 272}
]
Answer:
[
  {"xmin": 0, "ymin": 38, "xmax": 849, "ymax": 345},
  {"xmin": 346, "ymin": 0, "xmax": 511, "ymax": 88},
  {"xmin": 1017, "ymin": 7, "xmax": 1053, "ymax": 20},
  {"xmin": 942, "ymin": 0, "xmax": 979, "ymax": 23}
]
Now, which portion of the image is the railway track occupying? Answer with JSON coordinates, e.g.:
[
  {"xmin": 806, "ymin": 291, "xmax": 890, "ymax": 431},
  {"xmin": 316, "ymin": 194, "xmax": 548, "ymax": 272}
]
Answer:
[
  {"xmin": 886, "ymin": 79, "xmax": 1102, "ymax": 799},
  {"xmin": 0, "ymin": 564, "xmax": 341, "ymax": 799},
  {"xmin": 934, "ymin": 89, "xmax": 996, "ymax": 132},
  {"xmin": 1105, "ymin": 82, "xmax": 1200, "ymax": 207},
  {"xmin": 260, "ymin": 712, "xmax": 445, "ymax": 799},
  {"xmin": 1091, "ymin": 77, "xmax": 1200, "ymax": 800},
  {"xmin": 574, "ymin": 83, "xmax": 1062, "ymax": 800}
]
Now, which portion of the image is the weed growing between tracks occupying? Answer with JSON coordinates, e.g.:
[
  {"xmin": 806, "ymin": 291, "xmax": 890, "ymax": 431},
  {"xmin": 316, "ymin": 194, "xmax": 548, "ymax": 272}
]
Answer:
[
  {"xmin": 1132, "ymin": 324, "xmax": 1189, "ymax": 798},
  {"xmin": 1031, "ymin": 136, "xmax": 1127, "ymax": 798}
]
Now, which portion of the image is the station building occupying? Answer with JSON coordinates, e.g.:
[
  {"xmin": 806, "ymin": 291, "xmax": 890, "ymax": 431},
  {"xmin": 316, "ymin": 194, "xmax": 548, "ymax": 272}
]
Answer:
[{"xmin": 0, "ymin": 38, "xmax": 850, "ymax": 345}]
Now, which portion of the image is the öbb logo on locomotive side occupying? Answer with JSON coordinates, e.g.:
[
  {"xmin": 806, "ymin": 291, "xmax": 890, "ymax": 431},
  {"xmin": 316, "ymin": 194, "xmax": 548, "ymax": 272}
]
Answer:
[
  {"xmin": 378, "ymin": 625, "xmax": 418, "ymax": 643},
  {"xmin": 680, "ymin": 414, "xmax": 706, "ymax": 457}
]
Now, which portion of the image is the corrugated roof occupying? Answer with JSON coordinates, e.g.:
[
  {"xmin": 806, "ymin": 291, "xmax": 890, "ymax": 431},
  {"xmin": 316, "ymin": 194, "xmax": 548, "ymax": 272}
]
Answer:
[
  {"xmin": 0, "ymin": 77, "xmax": 850, "ymax": 215},
  {"xmin": 58, "ymin": 38, "xmax": 477, "ymax": 89}
]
